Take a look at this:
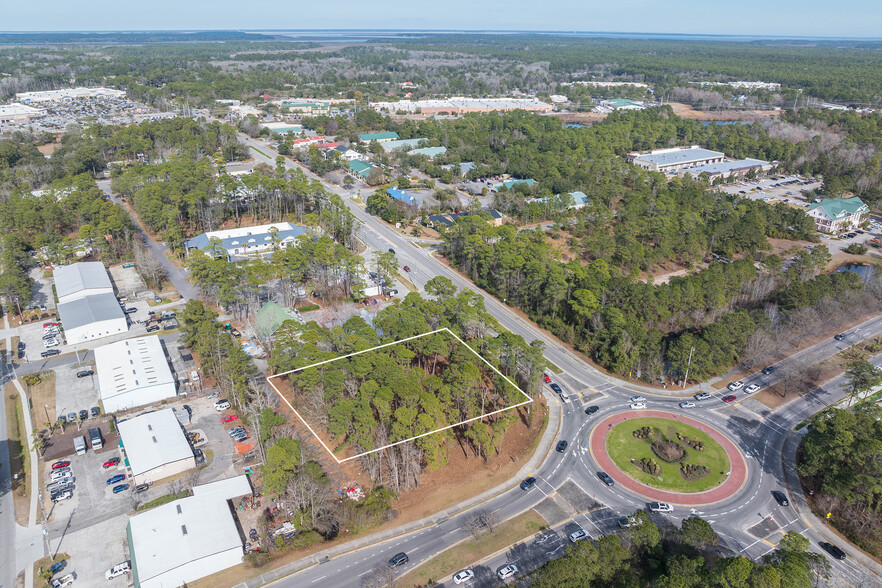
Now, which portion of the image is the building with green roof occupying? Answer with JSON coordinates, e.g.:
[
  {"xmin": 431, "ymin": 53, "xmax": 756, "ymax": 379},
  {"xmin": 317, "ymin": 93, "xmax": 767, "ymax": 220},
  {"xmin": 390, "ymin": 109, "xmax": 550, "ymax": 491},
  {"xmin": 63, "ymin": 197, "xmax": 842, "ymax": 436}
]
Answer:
[
  {"xmin": 807, "ymin": 196, "xmax": 868, "ymax": 233},
  {"xmin": 358, "ymin": 131, "xmax": 399, "ymax": 143},
  {"xmin": 348, "ymin": 160, "xmax": 374, "ymax": 179},
  {"xmin": 255, "ymin": 302, "xmax": 298, "ymax": 339}
]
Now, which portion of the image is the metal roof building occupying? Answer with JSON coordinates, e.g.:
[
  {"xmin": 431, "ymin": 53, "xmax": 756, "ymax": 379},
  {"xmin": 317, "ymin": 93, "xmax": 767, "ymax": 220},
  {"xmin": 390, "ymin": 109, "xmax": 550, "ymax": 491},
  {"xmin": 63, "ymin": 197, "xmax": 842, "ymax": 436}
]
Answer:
[
  {"xmin": 628, "ymin": 146, "xmax": 725, "ymax": 173},
  {"xmin": 380, "ymin": 138, "xmax": 427, "ymax": 153},
  {"xmin": 95, "ymin": 335, "xmax": 177, "ymax": 413},
  {"xmin": 127, "ymin": 475, "xmax": 251, "ymax": 588},
  {"xmin": 410, "ymin": 146, "xmax": 447, "ymax": 159},
  {"xmin": 184, "ymin": 222, "xmax": 307, "ymax": 261},
  {"xmin": 53, "ymin": 262, "xmax": 114, "ymax": 303},
  {"xmin": 348, "ymin": 160, "xmax": 374, "ymax": 178},
  {"xmin": 358, "ymin": 131, "xmax": 399, "ymax": 143},
  {"xmin": 388, "ymin": 188, "xmax": 418, "ymax": 207},
  {"xmin": 684, "ymin": 158, "xmax": 772, "ymax": 179},
  {"xmin": 118, "ymin": 408, "xmax": 196, "ymax": 485},
  {"xmin": 56, "ymin": 292, "xmax": 127, "ymax": 345}
]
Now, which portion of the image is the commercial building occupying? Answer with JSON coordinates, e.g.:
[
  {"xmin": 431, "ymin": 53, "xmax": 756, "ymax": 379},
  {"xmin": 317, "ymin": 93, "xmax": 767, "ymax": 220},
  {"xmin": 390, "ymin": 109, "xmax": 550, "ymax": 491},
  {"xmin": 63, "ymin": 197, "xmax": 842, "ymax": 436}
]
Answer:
[
  {"xmin": 628, "ymin": 146, "xmax": 726, "ymax": 173},
  {"xmin": 411, "ymin": 146, "xmax": 447, "ymax": 159},
  {"xmin": 599, "ymin": 99, "xmax": 645, "ymax": 111},
  {"xmin": 53, "ymin": 262, "xmax": 127, "ymax": 344},
  {"xmin": 118, "ymin": 408, "xmax": 196, "ymax": 485},
  {"xmin": 807, "ymin": 197, "xmax": 869, "ymax": 234},
  {"xmin": 380, "ymin": 138, "xmax": 428, "ymax": 153},
  {"xmin": 388, "ymin": 188, "xmax": 418, "ymax": 207},
  {"xmin": 370, "ymin": 97, "xmax": 552, "ymax": 115},
  {"xmin": 57, "ymin": 294, "xmax": 128, "ymax": 345},
  {"xmin": 683, "ymin": 158, "xmax": 773, "ymax": 180},
  {"xmin": 348, "ymin": 160, "xmax": 375, "ymax": 179},
  {"xmin": 94, "ymin": 335, "xmax": 176, "ymax": 413},
  {"xmin": 332, "ymin": 145, "xmax": 365, "ymax": 161},
  {"xmin": 0, "ymin": 103, "xmax": 46, "ymax": 124},
  {"xmin": 358, "ymin": 131, "xmax": 400, "ymax": 144},
  {"xmin": 127, "ymin": 475, "xmax": 252, "ymax": 588},
  {"xmin": 261, "ymin": 122, "xmax": 303, "ymax": 136},
  {"xmin": 53, "ymin": 262, "xmax": 115, "ymax": 303},
  {"xmin": 15, "ymin": 87, "xmax": 126, "ymax": 103},
  {"xmin": 279, "ymin": 100, "xmax": 330, "ymax": 116},
  {"xmin": 184, "ymin": 222, "xmax": 307, "ymax": 260}
]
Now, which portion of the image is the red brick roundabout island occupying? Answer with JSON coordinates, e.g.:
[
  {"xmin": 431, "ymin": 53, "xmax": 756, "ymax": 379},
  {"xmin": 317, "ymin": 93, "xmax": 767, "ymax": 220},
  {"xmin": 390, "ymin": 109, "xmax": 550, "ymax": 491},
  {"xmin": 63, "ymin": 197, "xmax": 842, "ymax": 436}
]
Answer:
[{"xmin": 589, "ymin": 410, "xmax": 748, "ymax": 506}]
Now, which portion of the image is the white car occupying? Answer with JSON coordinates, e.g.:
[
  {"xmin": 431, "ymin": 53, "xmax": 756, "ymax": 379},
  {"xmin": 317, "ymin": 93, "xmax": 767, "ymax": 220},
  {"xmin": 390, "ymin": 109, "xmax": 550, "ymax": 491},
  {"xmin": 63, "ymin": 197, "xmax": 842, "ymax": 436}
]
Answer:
[
  {"xmin": 745, "ymin": 384, "xmax": 761, "ymax": 394},
  {"xmin": 559, "ymin": 392, "xmax": 571, "ymax": 404},
  {"xmin": 105, "ymin": 561, "xmax": 131, "ymax": 580},
  {"xmin": 43, "ymin": 339, "xmax": 60, "ymax": 347},
  {"xmin": 679, "ymin": 401, "xmax": 695, "ymax": 409},
  {"xmin": 649, "ymin": 502, "xmax": 674, "ymax": 513},
  {"xmin": 214, "ymin": 400, "xmax": 231, "ymax": 411},
  {"xmin": 694, "ymin": 392, "xmax": 712, "ymax": 401},
  {"xmin": 497, "ymin": 564, "xmax": 518, "ymax": 580},
  {"xmin": 727, "ymin": 381, "xmax": 744, "ymax": 391},
  {"xmin": 630, "ymin": 395, "xmax": 646, "ymax": 403},
  {"xmin": 453, "ymin": 569, "xmax": 474, "ymax": 584},
  {"xmin": 190, "ymin": 370, "xmax": 200, "ymax": 382},
  {"xmin": 50, "ymin": 470, "xmax": 73, "ymax": 482},
  {"xmin": 569, "ymin": 528, "xmax": 589, "ymax": 542},
  {"xmin": 629, "ymin": 402, "xmax": 647, "ymax": 410}
]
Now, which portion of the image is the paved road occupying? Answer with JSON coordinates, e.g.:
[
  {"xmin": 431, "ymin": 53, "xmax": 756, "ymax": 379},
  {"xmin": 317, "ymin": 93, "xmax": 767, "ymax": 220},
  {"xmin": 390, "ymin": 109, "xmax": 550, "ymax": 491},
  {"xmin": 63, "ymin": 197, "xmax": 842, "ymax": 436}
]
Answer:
[{"xmin": 232, "ymin": 136, "xmax": 882, "ymax": 588}]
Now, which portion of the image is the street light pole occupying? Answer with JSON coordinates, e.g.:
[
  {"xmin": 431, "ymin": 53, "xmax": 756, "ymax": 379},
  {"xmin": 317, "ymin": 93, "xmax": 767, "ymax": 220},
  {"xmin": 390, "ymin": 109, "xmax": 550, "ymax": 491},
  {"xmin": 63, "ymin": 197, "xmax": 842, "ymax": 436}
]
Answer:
[{"xmin": 682, "ymin": 346, "xmax": 695, "ymax": 388}]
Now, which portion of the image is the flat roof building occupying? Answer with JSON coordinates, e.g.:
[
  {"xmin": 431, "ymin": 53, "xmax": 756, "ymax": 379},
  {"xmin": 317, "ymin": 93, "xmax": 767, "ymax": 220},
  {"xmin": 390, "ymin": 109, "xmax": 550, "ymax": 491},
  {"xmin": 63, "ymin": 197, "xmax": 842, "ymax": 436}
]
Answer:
[
  {"xmin": 410, "ymin": 146, "xmax": 447, "ymax": 159},
  {"xmin": 380, "ymin": 138, "xmax": 428, "ymax": 153},
  {"xmin": 261, "ymin": 122, "xmax": 303, "ymax": 136},
  {"xmin": 628, "ymin": 146, "xmax": 726, "ymax": 173},
  {"xmin": 15, "ymin": 87, "xmax": 126, "ymax": 103},
  {"xmin": 184, "ymin": 222, "xmax": 307, "ymax": 261},
  {"xmin": 95, "ymin": 335, "xmax": 176, "ymax": 413},
  {"xmin": 118, "ymin": 408, "xmax": 196, "ymax": 485},
  {"xmin": 358, "ymin": 131, "xmax": 399, "ymax": 143},
  {"xmin": 53, "ymin": 262, "xmax": 114, "ymax": 303},
  {"xmin": 56, "ymin": 293, "xmax": 128, "ymax": 345},
  {"xmin": 370, "ymin": 97, "xmax": 552, "ymax": 115},
  {"xmin": 0, "ymin": 103, "xmax": 46, "ymax": 124},
  {"xmin": 127, "ymin": 475, "xmax": 252, "ymax": 588},
  {"xmin": 684, "ymin": 158, "xmax": 772, "ymax": 179}
]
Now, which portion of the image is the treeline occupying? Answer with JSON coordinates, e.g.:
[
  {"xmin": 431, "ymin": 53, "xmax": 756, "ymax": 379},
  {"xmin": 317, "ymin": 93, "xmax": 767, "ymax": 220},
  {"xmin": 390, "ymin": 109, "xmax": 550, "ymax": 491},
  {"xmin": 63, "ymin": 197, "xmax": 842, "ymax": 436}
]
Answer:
[
  {"xmin": 442, "ymin": 213, "xmax": 863, "ymax": 381},
  {"xmin": 530, "ymin": 512, "xmax": 829, "ymax": 588},
  {"xmin": 798, "ymin": 405, "xmax": 882, "ymax": 558},
  {"xmin": 269, "ymin": 278, "xmax": 546, "ymax": 493}
]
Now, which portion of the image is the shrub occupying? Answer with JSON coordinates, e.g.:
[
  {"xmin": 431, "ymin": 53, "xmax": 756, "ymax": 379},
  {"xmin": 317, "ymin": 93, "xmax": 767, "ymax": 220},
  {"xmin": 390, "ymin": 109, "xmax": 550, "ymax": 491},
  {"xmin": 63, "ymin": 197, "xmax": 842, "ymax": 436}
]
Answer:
[
  {"xmin": 635, "ymin": 457, "xmax": 661, "ymax": 476},
  {"xmin": 845, "ymin": 243, "xmax": 868, "ymax": 255},
  {"xmin": 290, "ymin": 530, "xmax": 323, "ymax": 549},
  {"xmin": 680, "ymin": 463, "xmax": 710, "ymax": 481},
  {"xmin": 296, "ymin": 304, "xmax": 320, "ymax": 313},
  {"xmin": 633, "ymin": 426, "xmax": 655, "ymax": 440},
  {"xmin": 651, "ymin": 438, "xmax": 688, "ymax": 463}
]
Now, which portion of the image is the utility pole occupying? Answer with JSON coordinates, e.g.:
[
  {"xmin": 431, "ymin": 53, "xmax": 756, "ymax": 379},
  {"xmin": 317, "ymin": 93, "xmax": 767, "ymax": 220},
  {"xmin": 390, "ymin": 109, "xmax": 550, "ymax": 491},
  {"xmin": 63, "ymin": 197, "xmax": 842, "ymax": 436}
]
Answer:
[{"xmin": 682, "ymin": 345, "xmax": 695, "ymax": 388}]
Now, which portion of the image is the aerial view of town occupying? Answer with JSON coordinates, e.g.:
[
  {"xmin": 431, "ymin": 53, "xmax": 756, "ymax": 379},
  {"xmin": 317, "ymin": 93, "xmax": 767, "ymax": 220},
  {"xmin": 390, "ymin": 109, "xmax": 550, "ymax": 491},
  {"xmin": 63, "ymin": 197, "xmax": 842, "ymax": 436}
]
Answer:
[{"xmin": 1, "ymin": 3, "xmax": 882, "ymax": 588}]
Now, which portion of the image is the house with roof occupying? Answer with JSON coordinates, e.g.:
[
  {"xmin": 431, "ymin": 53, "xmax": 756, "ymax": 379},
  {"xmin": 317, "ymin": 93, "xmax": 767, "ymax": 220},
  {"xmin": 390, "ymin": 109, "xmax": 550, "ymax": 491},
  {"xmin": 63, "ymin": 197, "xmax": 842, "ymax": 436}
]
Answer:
[
  {"xmin": 424, "ymin": 209, "xmax": 505, "ymax": 229},
  {"xmin": 348, "ymin": 160, "xmax": 375, "ymax": 179},
  {"xmin": 525, "ymin": 191, "xmax": 590, "ymax": 212},
  {"xmin": 388, "ymin": 188, "xmax": 418, "ymax": 207},
  {"xmin": 184, "ymin": 222, "xmax": 307, "ymax": 261},
  {"xmin": 492, "ymin": 178, "xmax": 536, "ymax": 192},
  {"xmin": 358, "ymin": 131, "xmax": 399, "ymax": 144},
  {"xmin": 333, "ymin": 145, "xmax": 367, "ymax": 161},
  {"xmin": 410, "ymin": 146, "xmax": 447, "ymax": 159},
  {"xmin": 806, "ymin": 197, "xmax": 869, "ymax": 234}
]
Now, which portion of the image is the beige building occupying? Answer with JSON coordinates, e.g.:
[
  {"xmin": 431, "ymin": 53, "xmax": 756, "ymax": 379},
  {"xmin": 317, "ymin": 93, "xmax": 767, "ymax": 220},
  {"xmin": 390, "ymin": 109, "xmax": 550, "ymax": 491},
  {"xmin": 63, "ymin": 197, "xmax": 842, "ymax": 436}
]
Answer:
[{"xmin": 118, "ymin": 408, "xmax": 196, "ymax": 485}]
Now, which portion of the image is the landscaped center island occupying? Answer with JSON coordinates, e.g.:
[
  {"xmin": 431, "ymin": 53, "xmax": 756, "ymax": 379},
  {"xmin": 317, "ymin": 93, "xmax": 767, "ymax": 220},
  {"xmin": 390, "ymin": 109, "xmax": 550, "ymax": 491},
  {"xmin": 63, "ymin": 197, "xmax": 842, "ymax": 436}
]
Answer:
[{"xmin": 605, "ymin": 417, "xmax": 731, "ymax": 493}]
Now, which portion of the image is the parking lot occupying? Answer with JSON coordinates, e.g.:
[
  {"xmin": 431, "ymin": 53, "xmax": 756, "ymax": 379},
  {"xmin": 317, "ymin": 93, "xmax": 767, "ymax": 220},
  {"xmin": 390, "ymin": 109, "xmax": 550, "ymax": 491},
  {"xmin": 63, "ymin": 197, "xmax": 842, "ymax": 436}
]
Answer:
[
  {"xmin": 720, "ymin": 174, "xmax": 823, "ymax": 205},
  {"xmin": 55, "ymin": 363, "xmax": 100, "ymax": 423},
  {"xmin": 53, "ymin": 513, "xmax": 131, "ymax": 588}
]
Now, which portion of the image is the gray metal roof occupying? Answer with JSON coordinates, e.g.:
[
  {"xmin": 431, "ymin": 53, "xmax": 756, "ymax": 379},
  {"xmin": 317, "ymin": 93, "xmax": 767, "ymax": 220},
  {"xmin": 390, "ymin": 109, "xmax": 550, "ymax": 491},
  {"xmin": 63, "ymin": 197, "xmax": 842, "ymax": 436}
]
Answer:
[
  {"xmin": 57, "ymin": 292, "xmax": 126, "ymax": 330},
  {"xmin": 634, "ymin": 148, "xmax": 724, "ymax": 167},
  {"xmin": 53, "ymin": 262, "xmax": 112, "ymax": 300}
]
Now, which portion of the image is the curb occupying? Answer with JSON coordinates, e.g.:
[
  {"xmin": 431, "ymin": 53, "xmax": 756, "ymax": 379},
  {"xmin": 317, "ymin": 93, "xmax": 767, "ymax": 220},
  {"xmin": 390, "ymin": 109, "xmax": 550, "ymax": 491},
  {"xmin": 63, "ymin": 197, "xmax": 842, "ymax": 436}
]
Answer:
[{"xmin": 234, "ymin": 394, "xmax": 562, "ymax": 588}]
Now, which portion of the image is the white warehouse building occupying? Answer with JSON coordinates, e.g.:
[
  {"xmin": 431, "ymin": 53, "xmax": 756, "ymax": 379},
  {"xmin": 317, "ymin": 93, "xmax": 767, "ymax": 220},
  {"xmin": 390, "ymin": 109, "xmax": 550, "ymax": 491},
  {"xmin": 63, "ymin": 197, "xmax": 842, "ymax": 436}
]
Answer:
[
  {"xmin": 53, "ymin": 262, "xmax": 115, "ymax": 303},
  {"xmin": 53, "ymin": 262, "xmax": 127, "ymax": 345},
  {"xmin": 118, "ymin": 408, "xmax": 196, "ymax": 485},
  {"xmin": 95, "ymin": 335, "xmax": 177, "ymax": 413},
  {"xmin": 127, "ymin": 475, "xmax": 252, "ymax": 588}
]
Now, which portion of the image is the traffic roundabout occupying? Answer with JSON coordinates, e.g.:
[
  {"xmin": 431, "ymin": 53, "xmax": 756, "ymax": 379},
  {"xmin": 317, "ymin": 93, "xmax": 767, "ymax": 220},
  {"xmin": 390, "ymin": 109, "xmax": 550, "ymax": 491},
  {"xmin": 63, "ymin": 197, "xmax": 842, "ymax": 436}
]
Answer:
[{"xmin": 589, "ymin": 410, "xmax": 748, "ymax": 506}]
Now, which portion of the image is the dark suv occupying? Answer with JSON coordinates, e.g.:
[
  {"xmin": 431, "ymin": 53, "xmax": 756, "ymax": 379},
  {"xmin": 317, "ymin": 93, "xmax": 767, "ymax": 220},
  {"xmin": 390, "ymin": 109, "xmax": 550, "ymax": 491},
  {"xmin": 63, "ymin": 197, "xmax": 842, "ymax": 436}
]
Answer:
[
  {"xmin": 820, "ymin": 542, "xmax": 846, "ymax": 560},
  {"xmin": 771, "ymin": 490, "xmax": 789, "ymax": 506},
  {"xmin": 520, "ymin": 476, "xmax": 536, "ymax": 491},
  {"xmin": 598, "ymin": 472, "xmax": 615, "ymax": 486},
  {"xmin": 388, "ymin": 552, "xmax": 408, "ymax": 568}
]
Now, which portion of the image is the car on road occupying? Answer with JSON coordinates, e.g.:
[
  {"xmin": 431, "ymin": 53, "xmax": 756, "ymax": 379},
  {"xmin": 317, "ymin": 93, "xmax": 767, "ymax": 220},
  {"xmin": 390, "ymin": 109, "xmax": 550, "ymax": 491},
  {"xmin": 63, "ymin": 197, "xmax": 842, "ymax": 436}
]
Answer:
[
  {"xmin": 727, "ymin": 381, "xmax": 744, "ymax": 391},
  {"xmin": 146, "ymin": 325, "xmax": 160, "ymax": 333},
  {"xmin": 629, "ymin": 402, "xmax": 647, "ymax": 410},
  {"xmin": 834, "ymin": 333, "xmax": 847, "ymax": 341},
  {"xmin": 107, "ymin": 474, "xmax": 125, "ymax": 485},
  {"xmin": 76, "ymin": 369, "xmax": 93, "ymax": 378},
  {"xmin": 550, "ymin": 383, "xmax": 562, "ymax": 394},
  {"xmin": 679, "ymin": 401, "xmax": 696, "ymax": 409},
  {"xmin": 556, "ymin": 440, "xmax": 568, "ymax": 452},
  {"xmin": 820, "ymin": 541, "xmax": 846, "ymax": 560},
  {"xmin": 497, "ymin": 564, "xmax": 518, "ymax": 580},
  {"xmin": 761, "ymin": 366, "xmax": 777, "ymax": 375},
  {"xmin": 388, "ymin": 552, "xmax": 408, "ymax": 568},
  {"xmin": 113, "ymin": 484, "xmax": 130, "ymax": 494},
  {"xmin": 745, "ymin": 384, "xmax": 761, "ymax": 394},
  {"xmin": 569, "ymin": 528, "xmax": 589, "ymax": 542},
  {"xmin": 51, "ymin": 460, "xmax": 70, "ymax": 470},
  {"xmin": 598, "ymin": 471, "xmax": 615, "ymax": 486},
  {"xmin": 103, "ymin": 457, "xmax": 120, "ymax": 469},
  {"xmin": 722, "ymin": 395, "xmax": 737, "ymax": 403},
  {"xmin": 772, "ymin": 490, "xmax": 789, "ymax": 506},
  {"xmin": 630, "ymin": 395, "xmax": 646, "ymax": 403},
  {"xmin": 206, "ymin": 392, "xmax": 219, "ymax": 399},
  {"xmin": 453, "ymin": 569, "xmax": 475, "ymax": 584},
  {"xmin": 543, "ymin": 374, "xmax": 551, "ymax": 383},
  {"xmin": 559, "ymin": 392, "xmax": 571, "ymax": 403},
  {"xmin": 694, "ymin": 392, "xmax": 711, "ymax": 401},
  {"xmin": 41, "ymin": 349, "xmax": 61, "ymax": 358},
  {"xmin": 520, "ymin": 477, "xmax": 536, "ymax": 491},
  {"xmin": 388, "ymin": 248, "xmax": 396, "ymax": 254},
  {"xmin": 649, "ymin": 502, "xmax": 674, "ymax": 513},
  {"xmin": 403, "ymin": 265, "xmax": 411, "ymax": 272},
  {"xmin": 222, "ymin": 414, "xmax": 238, "ymax": 423},
  {"xmin": 585, "ymin": 405, "xmax": 599, "ymax": 415}
]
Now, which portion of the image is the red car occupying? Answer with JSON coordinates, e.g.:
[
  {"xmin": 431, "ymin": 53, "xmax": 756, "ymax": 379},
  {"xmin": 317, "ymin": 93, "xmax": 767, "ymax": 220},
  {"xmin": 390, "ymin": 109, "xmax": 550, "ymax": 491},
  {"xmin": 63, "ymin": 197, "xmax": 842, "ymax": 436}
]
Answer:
[
  {"xmin": 222, "ymin": 414, "xmax": 239, "ymax": 423},
  {"xmin": 403, "ymin": 265, "xmax": 411, "ymax": 272},
  {"xmin": 543, "ymin": 375, "xmax": 551, "ymax": 383},
  {"xmin": 43, "ymin": 322, "xmax": 58, "ymax": 328},
  {"xmin": 103, "ymin": 457, "xmax": 121, "ymax": 469},
  {"xmin": 51, "ymin": 460, "xmax": 70, "ymax": 470},
  {"xmin": 722, "ymin": 395, "xmax": 737, "ymax": 403}
]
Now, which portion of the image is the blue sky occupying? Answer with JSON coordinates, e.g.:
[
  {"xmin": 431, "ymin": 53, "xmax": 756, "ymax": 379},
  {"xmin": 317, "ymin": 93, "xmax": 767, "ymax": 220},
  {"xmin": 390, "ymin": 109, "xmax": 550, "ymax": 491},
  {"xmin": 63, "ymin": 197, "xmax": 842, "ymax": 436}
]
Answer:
[{"xmin": 4, "ymin": 0, "xmax": 881, "ymax": 38}]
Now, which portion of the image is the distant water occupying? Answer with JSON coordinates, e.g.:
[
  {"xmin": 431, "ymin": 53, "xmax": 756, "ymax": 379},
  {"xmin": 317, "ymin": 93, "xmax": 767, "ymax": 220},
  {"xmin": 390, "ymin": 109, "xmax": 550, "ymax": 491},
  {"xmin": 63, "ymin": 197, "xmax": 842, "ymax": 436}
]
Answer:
[{"xmin": 837, "ymin": 264, "xmax": 876, "ymax": 282}]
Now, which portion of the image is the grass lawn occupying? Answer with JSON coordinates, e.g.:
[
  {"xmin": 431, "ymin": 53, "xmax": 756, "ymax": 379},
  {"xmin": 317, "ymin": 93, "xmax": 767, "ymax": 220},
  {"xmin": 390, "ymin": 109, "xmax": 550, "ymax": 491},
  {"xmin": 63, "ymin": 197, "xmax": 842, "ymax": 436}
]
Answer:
[
  {"xmin": 4, "ymin": 383, "xmax": 31, "ymax": 526},
  {"xmin": 397, "ymin": 509, "xmax": 547, "ymax": 588},
  {"xmin": 605, "ymin": 417, "xmax": 730, "ymax": 493}
]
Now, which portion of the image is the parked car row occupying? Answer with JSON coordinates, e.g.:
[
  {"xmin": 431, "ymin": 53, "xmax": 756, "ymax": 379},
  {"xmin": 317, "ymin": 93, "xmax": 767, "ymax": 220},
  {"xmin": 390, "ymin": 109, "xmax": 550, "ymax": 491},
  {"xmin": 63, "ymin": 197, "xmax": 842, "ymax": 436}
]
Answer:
[{"xmin": 48, "ymin": 460, "xmax": 75, "ymax": 502}]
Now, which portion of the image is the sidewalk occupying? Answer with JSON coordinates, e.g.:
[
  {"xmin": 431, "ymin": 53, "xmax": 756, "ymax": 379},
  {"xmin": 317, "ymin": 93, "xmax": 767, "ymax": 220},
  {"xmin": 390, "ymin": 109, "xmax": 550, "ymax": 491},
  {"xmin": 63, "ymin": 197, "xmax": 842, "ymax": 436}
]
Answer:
[
  {"xmin": 232, "ymin": 396, "xmax": 562, "ymax": 588},
  {"xmin": 782, "ymin": 434, "xmax": 882, "ymax": 581}
]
